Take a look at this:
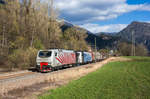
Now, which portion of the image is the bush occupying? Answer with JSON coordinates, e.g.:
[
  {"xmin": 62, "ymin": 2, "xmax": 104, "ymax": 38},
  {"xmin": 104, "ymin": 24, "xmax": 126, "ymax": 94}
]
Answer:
[
  {"xmin": 33, "ymin": 39, "xmax": 45, "ymax": 50},
  {"xmin": 135, "ymin": 44, "xmax": 148, "ymax": 56},
  {"xmin": 8, "ymin": 47, "xmax": 38, "ymax": 70},
  {"xmin": 117, "ymin": 42, "xmax": 148, "ymax": 56},
  {"xmin": 117, "ymin": 42, "xmax": 132, "ymax": 56}
]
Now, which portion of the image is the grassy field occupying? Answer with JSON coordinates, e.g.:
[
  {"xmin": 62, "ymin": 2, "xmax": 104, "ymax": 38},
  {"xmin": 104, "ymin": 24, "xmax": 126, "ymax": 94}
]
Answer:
[{"xmin": 39, "ymin": 57, "xmax": 150, "ymax": 99}]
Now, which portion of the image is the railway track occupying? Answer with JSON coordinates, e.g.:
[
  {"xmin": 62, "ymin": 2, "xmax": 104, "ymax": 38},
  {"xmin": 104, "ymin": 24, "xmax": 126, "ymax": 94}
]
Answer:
[
  {"xmin": 0, "ymin": 66, "xmax": 86, "ymax": 83},
  {"xmin": 0, "ymin": 59, "xmax": 106, "ymax": 83},
  {"xmin": 0, "ymin": 67, "xmax": 71, "ymax": 83}
]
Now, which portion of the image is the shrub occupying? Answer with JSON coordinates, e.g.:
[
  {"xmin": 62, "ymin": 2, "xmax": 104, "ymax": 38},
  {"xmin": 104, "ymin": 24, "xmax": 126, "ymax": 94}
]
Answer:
[
  {"xmin": 33, "ymin": 39, "xmax": 45, "ymax": 50},
  {"xmin": 8, "ymin": 47, "xmax": 38, "ymax": 70},
  {"xmin": 135, "ymin": 44, "xmax": 148, "ymax": 56},
  {"xmin": 117, "ymin": 42, "xmax": 148, "ymax": 56}
]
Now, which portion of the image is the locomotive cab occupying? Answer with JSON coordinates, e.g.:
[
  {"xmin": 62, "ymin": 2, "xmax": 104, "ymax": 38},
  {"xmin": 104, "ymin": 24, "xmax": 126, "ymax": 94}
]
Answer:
[{"xmin": 36, "ymin": 50, "xmax": 53, "ymax": 72}]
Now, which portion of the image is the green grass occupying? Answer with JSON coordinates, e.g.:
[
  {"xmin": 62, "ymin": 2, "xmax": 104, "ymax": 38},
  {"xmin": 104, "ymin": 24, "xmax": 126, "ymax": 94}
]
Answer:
[{"xmin": 39, "ymin": 57, "xmax": 150, "ymax": 99}]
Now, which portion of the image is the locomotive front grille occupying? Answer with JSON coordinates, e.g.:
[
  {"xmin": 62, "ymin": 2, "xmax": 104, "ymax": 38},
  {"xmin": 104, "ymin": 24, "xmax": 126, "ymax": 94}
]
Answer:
[{"xmin": 42, "ymin": 65, "xmax": 51, "ymax": 70}]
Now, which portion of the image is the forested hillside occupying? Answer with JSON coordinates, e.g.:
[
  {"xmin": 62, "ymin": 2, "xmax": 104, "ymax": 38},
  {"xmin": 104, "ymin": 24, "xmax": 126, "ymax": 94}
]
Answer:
[{"xmin": 0, "ymin": 0, "xmax": 88, "ymax": 70}]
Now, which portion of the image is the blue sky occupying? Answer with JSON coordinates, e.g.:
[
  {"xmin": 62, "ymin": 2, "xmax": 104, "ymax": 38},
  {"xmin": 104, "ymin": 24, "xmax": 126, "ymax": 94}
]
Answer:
[{"xmin": 50, "ymin": 0, "xmax": 150, "ymax": 33}]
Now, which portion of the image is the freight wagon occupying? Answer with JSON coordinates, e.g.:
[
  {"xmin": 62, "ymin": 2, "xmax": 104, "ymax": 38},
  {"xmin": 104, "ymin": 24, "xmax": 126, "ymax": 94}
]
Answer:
[
  {"xmin": 93, "ymin": 52, "xmax": 103, "ymax": 62},
  {"xmin": 83, "ymin": 52, "xmax": 93, "ymax": 63}
]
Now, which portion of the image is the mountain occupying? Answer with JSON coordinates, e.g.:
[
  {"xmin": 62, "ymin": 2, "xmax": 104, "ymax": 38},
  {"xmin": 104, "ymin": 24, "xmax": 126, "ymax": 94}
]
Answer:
[
  {"xmin": 57, "ymin": 19, "xmax": 74, "ymax": 32},
  {"xmin": 58, "ymin": 19, "xmax": 93, "ymax": 34},
  {"xmin": 95, "ymin": 32, "xmax": 117, "ymax": 36},
  {"xmin": 59, "ymin": 20, "xmax": 150, "ymax": 51},
  {"xmin": 118, "ymin": 21, "xmax": 150, "ymax": 50},
  {"xmin": 85, "ymin": 32, "xmax": 120, "ymax": 50},
  {"xmin": 58, "ymin": 20, "xmax": 120, "ymax": 50}
]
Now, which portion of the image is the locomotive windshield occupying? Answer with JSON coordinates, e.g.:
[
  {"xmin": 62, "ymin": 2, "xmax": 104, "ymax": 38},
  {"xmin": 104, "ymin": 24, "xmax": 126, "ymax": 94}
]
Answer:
[{"xmin": 39, "ymin": 51, "xmax": 52, "ymax": 58}]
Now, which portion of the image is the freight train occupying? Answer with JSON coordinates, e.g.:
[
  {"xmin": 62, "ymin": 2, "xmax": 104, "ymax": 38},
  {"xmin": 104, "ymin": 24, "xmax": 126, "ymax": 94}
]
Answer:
[{"xmin": 36, "ymin": 49, "xmax": 103, "ymax": 72}]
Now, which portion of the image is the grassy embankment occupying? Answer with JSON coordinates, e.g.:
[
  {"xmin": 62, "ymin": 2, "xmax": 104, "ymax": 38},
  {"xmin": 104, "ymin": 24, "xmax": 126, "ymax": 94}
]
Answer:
[{"xmin": 39, "ymin": 57, "xmax": 150, "ymax": 99}]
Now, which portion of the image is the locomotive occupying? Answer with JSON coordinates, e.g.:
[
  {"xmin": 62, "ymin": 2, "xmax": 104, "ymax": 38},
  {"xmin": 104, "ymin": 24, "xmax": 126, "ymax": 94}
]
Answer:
[{"xmin": 36, "ymin": 49, "xmax": 102, "ymax": 72}]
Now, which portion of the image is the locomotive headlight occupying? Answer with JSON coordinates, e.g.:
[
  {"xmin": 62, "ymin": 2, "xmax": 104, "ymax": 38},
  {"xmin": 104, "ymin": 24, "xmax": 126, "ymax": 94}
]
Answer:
[{"xmin": 37, "ymin": 62, "xmax": 41, "ymax": 65}]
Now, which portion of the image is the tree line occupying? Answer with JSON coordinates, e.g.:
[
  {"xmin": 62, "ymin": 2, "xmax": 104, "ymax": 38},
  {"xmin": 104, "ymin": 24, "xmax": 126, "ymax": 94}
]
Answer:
[
  {"xmin": 117, "ymin": 42, "xmax": 148, "ymax": 56},
  {"xmin": 0, "ymin": 0, "xmax": 88, "ymax": 70}
]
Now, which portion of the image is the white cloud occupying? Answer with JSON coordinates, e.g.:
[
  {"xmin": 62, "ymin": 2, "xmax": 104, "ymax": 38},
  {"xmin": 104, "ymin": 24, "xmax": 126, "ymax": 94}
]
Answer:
[
  {"xmin": 44, "ymin": 0, "xmax": 150, "ymax": 24},
  {"xmin": 138, "ymin": 4, "xmax": 150, "ymax": 11},
  {"xmin": 42, "ymin": 0, "xmax": 150, "ymax": 33},
  {"xmin": 80, "ymin": 23, "xmax": 128, "ymax": 33}
]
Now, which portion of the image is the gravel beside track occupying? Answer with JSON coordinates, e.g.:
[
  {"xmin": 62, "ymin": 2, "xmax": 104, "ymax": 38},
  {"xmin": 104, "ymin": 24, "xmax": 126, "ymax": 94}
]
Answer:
[{"xmin": 0, "ymin": 70, "xmax": 30, "ymax": 76}]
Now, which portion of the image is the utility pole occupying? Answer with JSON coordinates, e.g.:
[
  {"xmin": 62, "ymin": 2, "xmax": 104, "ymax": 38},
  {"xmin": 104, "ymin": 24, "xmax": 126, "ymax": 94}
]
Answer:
[
  {"xmin": 95, "ymin": 37, "xmax": 97, "ymax": 62},
  {"xmin": 131, "ymin": 31, "xmax": 135, "ymax": 56}
]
